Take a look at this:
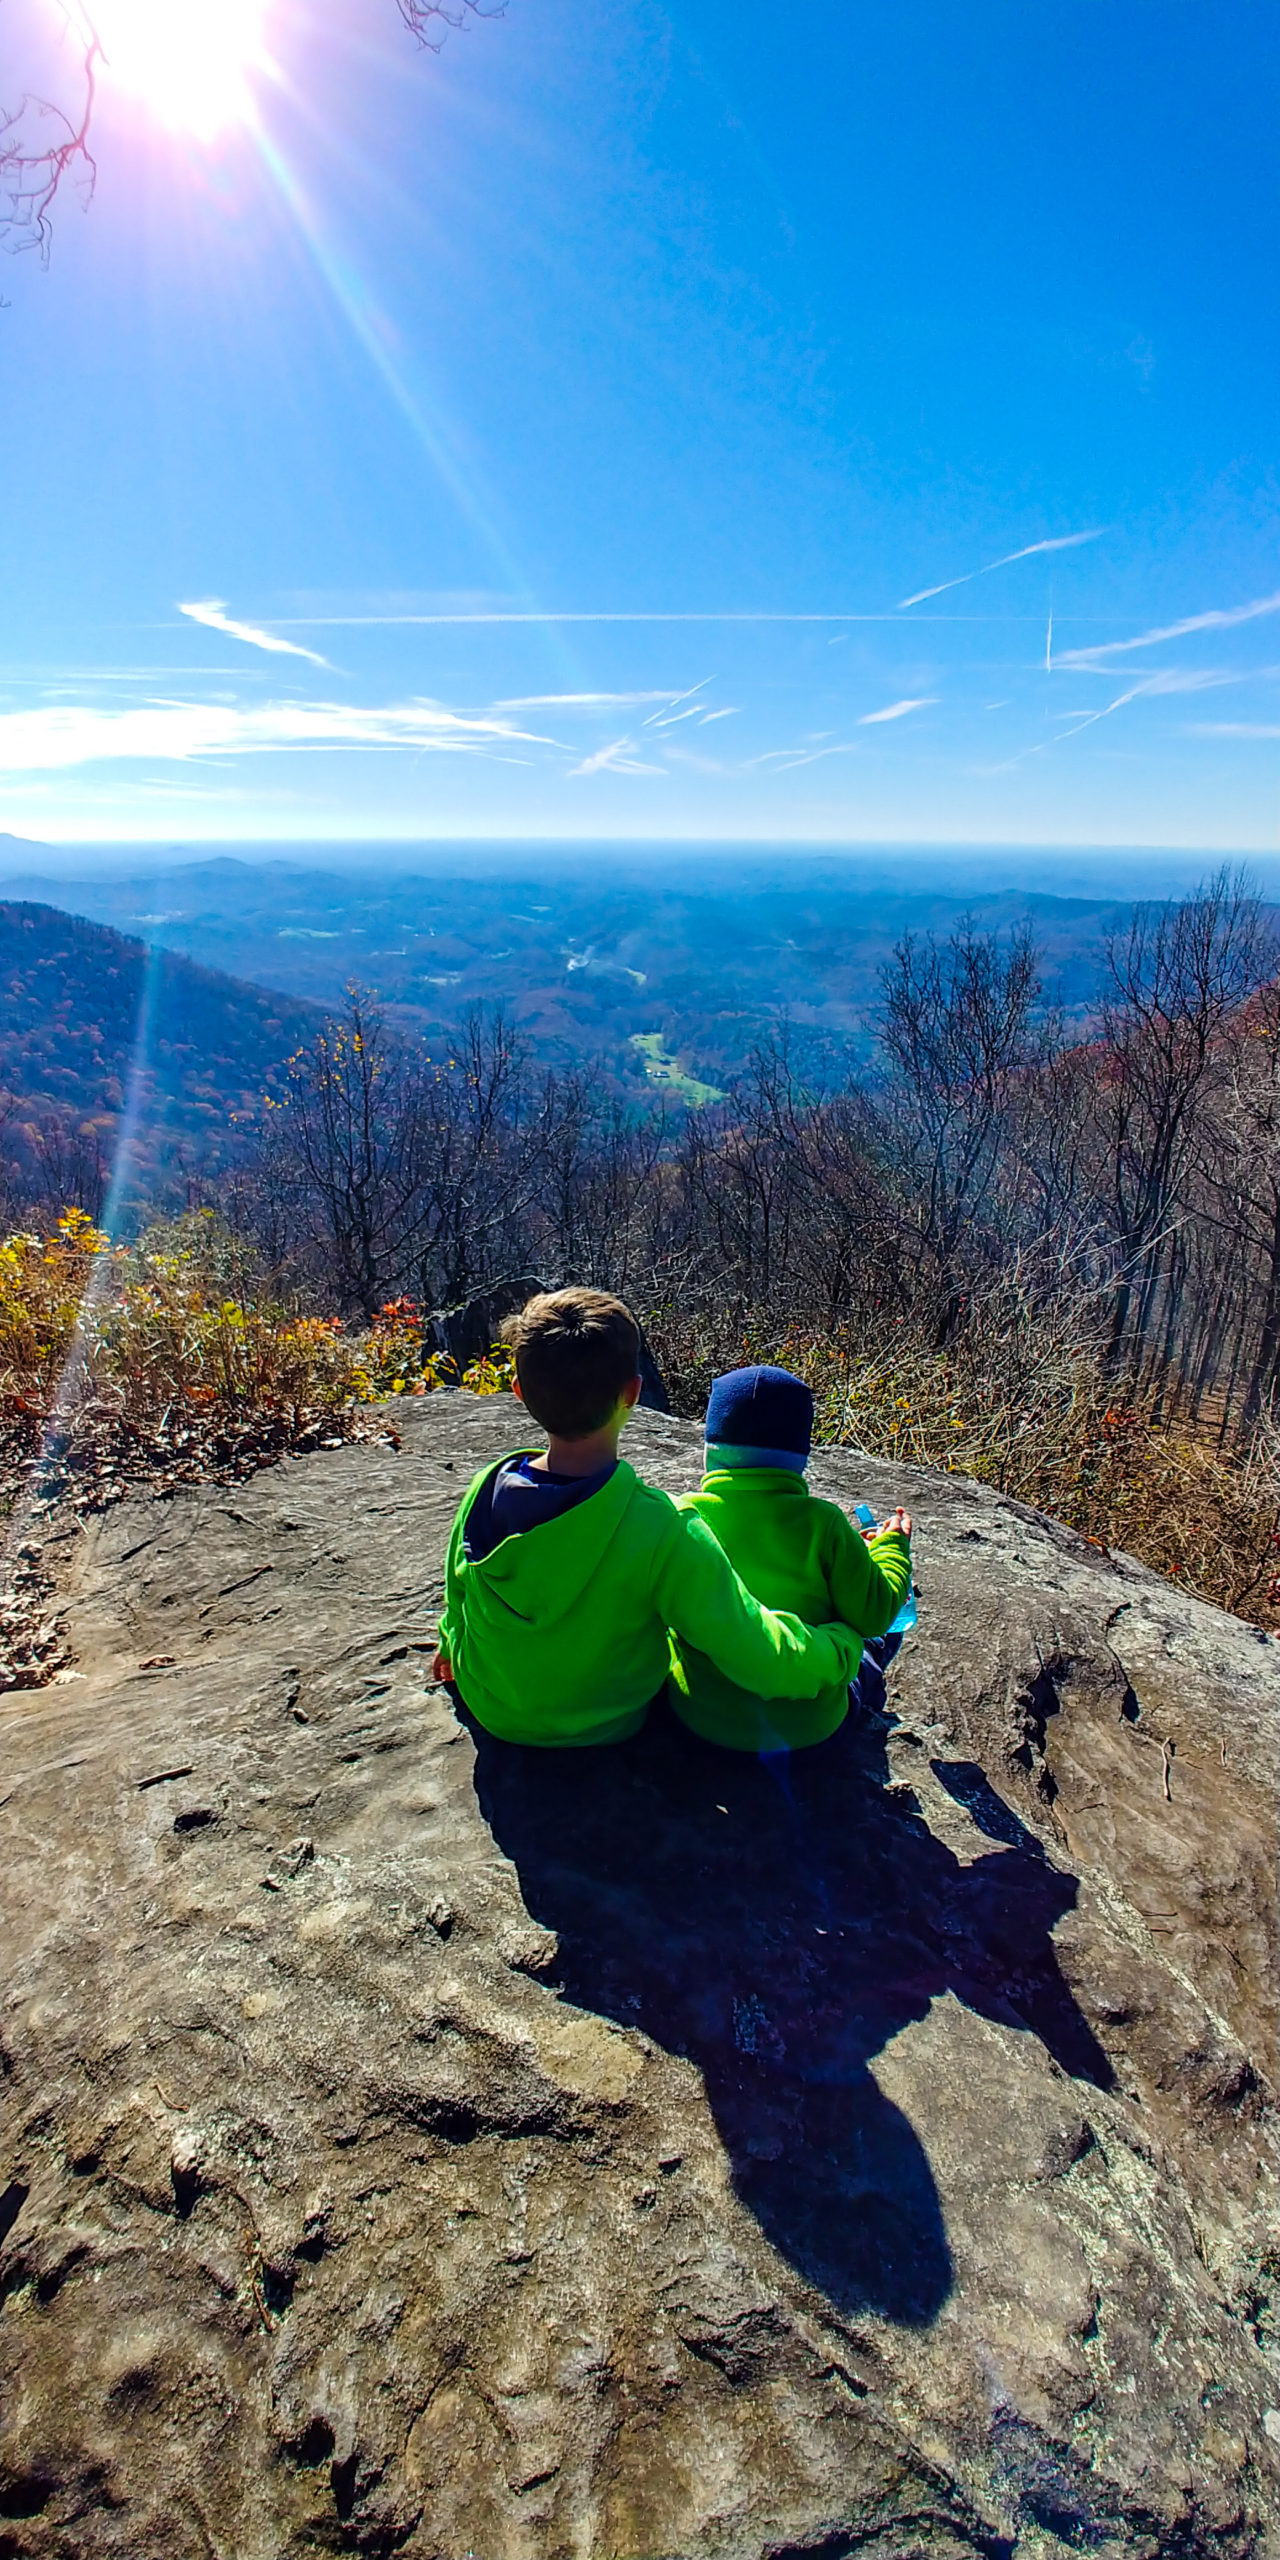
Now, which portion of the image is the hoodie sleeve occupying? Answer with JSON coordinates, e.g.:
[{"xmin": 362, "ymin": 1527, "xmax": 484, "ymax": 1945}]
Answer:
[
  {"xmin": 822, "ymin": 1506, "xmax": 913, "ymax": 1639},
  {"xmin": 437, "ymin": 1502, "xmax": 465, "ymax": 1658},
  {"xmin": 438, "ymin": 1462, "xmax": 495, "ymax": 1659},
  {"xmin": 655, "ymin": 1508, "xmax": 863, "ymax": 1698}
]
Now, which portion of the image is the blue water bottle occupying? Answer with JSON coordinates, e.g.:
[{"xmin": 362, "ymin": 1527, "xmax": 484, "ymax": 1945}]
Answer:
[{"xmin": 854, "ymin": 1502, "xmax": 917, "ymax": 1634}]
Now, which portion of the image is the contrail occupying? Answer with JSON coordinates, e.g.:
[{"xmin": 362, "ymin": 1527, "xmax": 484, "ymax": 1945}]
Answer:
[
  {"xmin": 1045, "ymin": 608, "xmax": 1053, "ymax": 674},
  {"xmin": 179, "ymin": 600, "xmax": 329, "ymax": 667},
  {"xmin": 642, "ymin": 677, "xmax": 715, "ymax": 729},
  {"xmin": 1056, "ymin": 586, "xmax": 1280, "ymax": 665},
  {"xmin": 268, "ymin": 610, "xmax": 1056, "ymax": 629},
  {"xmin": 1004, "ymin": 666, "xmax": 1238, "ymax": 765},
  {"xmin": 898, "ymin": 529, "xmax": 1106, "ymax": 611}
]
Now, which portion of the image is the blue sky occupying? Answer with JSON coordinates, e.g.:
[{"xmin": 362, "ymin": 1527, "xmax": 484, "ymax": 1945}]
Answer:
[{"xmin": 1, "ymin": 0, "xmax": 1278, "ymax": 848}]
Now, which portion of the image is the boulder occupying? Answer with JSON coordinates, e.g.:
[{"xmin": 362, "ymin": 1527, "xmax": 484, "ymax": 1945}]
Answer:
[{"xmin": 1, "ymin": 1393, "xmax": 1277, "ymax": 2557}]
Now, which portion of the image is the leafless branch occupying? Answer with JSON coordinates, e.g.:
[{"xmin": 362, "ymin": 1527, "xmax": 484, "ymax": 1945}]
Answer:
[
  {"xmin": 397, "ymin": 0, "xmax": 506, "ymax": 45},
  {"xmin": 2, "ymin": 0, "xmax": 506, "ymax": 260},
  {"xmin": 0, "ymin": 17, "xmax": 99, "ymax": 260}
]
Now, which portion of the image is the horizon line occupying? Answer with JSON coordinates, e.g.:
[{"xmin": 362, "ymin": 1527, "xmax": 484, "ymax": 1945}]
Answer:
[{"xmin": 2, "ymin": 830, "xmax": 1271, "ymax": 859}]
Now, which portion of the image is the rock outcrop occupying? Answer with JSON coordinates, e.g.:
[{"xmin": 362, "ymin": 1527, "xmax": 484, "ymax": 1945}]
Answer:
[{"xmin": 1, "ymin": 1394, "xmax": 1277, "ymax": 2558}]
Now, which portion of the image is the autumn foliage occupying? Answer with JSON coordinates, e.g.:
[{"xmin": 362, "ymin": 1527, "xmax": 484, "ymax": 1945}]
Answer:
[{"xmin": 0, "ymin": 1212, "xmax": 512, "ymax": 1518}]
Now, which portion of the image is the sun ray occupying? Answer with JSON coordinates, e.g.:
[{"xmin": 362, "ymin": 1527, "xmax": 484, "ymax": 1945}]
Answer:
[{"xmin": 251, "ymin": 122, "xmax": 584, "ymax": 691}]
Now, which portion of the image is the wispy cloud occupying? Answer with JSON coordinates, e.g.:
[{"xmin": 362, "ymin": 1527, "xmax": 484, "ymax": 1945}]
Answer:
[
  {"xmin": 1189, "ymin": 721, "xmax": 1280, "ymax": 739},
  {"xmin": 661, "ymin": 745, "xmax": 732, "ymax": 774},
  {"xmin": 0, "ymin": 697, "xmax": 561, "ymax": 773},
  {"xmin": 898, "ymin": 529, "xmax": 1105, "ymax": 611},
  {"xmin": 642, "ymin": 678, "xmax": 715, "ymax": 728},
  {"xmin": 493, "ymin": 691, "xmax": 676, "ymax": 710},
  {"xmin": 8, "ymin": 665, "xmax": 278, "ymax": 683},
  {"xmin": 998, "ymin": 666, "xmax": 1238, "ymax": 765},
  {"xmin": 857, "ymin": 696, "xmax": 936, "ymax": 725},
  {"xmin": 746, "ymin": 741, "xmax": 860, "ymax": 773},
  {"xmin": 651, "ymin": 704, "xmax": 712, "ymax": 733},
  {"xmin": 1055, "ymin": 587, "xmax": 1280, "ymax": 667},
  {"xmin": 179, "ymin": 600, "xmax": 331, "ymax": 667},
  {"xmin": 567, "ymin": 737, "xmax": 668, "ymax": 779}
]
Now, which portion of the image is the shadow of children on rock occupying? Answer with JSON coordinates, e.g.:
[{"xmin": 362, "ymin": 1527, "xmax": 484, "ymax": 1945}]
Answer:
[{"xmin": 466, "ymin": 1681, "xmax": 1114, "ymax": 2331}]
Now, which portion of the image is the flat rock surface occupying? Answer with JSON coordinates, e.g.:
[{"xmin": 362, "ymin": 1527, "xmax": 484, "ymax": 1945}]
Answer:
[{"xmin": 1, "ymin": 1393, "xmax": 1278, "ymax": 2558}]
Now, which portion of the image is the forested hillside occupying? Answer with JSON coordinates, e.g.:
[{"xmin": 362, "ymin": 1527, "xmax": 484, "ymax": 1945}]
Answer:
[
  {"xmin": 0, "ymin": 903, "xmax": 322, "ymax": 1221},
  {"xmin": 1, "ymin": 875, "xmax": 1276, "ymax": 1632},
  {"xmin": 233, "ymin": 872, "xmax": 1280, "ymax": 1626},
  {"xmin": 0, "ymin": 852, "xmax": 1134, "ymax": 1088}
]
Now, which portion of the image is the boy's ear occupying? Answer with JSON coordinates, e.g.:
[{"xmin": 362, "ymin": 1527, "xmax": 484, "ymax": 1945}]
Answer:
[
  {"xmin": 621, "ymin": 1374, "xmax": 643, "ymax": 1412},
  {"xmin": 512, "ymin": 1377, "xmax": 525, "ymax": 1405}
]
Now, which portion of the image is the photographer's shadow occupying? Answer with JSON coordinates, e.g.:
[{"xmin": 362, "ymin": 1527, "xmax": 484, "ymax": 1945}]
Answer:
[{"xmin": 466, "ymin": 1683, "xmax": 1114, "ymax": 2330}]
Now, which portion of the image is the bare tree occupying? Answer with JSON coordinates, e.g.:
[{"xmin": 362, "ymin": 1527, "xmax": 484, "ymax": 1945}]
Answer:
[
  {"xmin": 1229, "ymin": 980, "xmax": 1280, "ymax": 1427},
  {"xmin": 535, "ymin": 1074, "xmax": 671, "ymax": 1298},
  {"xmin": 1179, "ymin": 974, "xmax": 1280, "ymax": 1432},
  {"xmin": 877, "ymin": 918, "xmax": 1045, "ymax": 1341},
  {"xmin": 676, "ymin": 1036, "xmax": 810, "ymax": 1311},
  {"xmin": 0, "ymin": 1087, "xmax": 25, "ymax": 1226},
  {"xmin": 28, "ymin": 1112, "xmax": 110, "ymax": 1225},
  {"xmin": 404, "ymin": 1008, "xmax": 561, "ymax": 1314},
  {"xmin": 253, "ymin": 991, "xmax": 564, "ymax": 1320},
  {"xmin": 1096, "ymin": 868, "xmax": 1275, "ymax": 1376}
]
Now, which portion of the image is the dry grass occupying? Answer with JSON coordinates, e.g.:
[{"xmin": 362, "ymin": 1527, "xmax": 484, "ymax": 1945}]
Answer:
[{"xmin": 648, "ymin": 1291, "xmax": 1280, "ymax": 1633}]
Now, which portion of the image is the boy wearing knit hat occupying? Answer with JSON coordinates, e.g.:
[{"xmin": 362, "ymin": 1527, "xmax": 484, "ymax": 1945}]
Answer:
[
  {"xmin": 667, "ymin": 1363, "xmax": 913, "ymax": 1753},
  {"xmin": 433, "ymin": 1295, "xmax": 874, "ymax": 1749}
]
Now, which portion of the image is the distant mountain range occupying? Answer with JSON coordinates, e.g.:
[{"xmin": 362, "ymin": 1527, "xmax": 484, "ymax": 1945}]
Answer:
[
  {"xmin": 0, "ymin": 850, "xmax": 1150, "ymax": 1094},
  {"xmin": 4, "ymin": 851, "xmax": 1271, "ymax": 1228},
  {"xmin": 0, "ymin": 902, "xmax": 322, "ymax": 1222}
]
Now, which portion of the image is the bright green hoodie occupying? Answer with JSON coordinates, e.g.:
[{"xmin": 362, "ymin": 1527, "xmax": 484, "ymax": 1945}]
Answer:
[
  {"xmin": 668, "ymin": 1467, "xmax": 912, "ymax": 1751},
  {"xmin": 438, "ymin": 1448, "xmax": 867, "ymax": 1748}
]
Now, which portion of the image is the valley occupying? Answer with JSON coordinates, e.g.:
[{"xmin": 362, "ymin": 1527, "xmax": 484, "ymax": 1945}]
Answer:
[{"xmin": 0, "ymin": 843, "xmax": 1152, "ymax": 1101}]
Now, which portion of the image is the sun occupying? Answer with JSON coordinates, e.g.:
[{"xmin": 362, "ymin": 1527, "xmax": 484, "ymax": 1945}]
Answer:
[{"xmin": 90, "ymin": 0, "xmax": 269, "ymax": 141}]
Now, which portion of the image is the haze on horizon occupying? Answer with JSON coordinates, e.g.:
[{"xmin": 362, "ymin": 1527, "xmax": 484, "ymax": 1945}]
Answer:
[{"xmin": 2, "ymin": 0, "xmax": 1278, "ymax": 859}]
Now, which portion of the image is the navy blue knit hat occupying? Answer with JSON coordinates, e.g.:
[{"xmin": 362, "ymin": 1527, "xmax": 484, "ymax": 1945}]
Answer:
[{"xmin": 705, "ymin": 1364, "xmax": 813, "ymax": 1459}]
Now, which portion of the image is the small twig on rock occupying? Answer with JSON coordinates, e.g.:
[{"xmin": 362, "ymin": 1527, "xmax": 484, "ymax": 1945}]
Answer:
[
  {"xmin": 245, "ymin": 2226, "xmax": 276, "ymax": 2330},
  {"xmin": 1161, "ymin": 1739, "xmax": 1174, "ymax": 1802}
]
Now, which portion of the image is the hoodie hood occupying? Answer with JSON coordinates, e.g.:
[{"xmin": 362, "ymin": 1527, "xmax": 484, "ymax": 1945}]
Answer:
[
  {"xmin": 455, "ymin": 1450, "xmax": 639, "ymax": 1632},
  {"xmin": 440, "ymin": 1440, "xmax": 867, "ymax": 1750}
]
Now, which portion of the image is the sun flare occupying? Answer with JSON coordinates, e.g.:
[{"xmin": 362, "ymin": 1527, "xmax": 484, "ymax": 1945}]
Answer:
[{"xmin": 91, "ymin": 0, "xmax": 269, "ymax": 140}]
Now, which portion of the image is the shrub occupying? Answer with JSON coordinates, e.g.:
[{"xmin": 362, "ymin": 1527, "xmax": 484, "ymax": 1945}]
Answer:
[
  {"xmin": 0, "ymin": 1209, "xmax": 108, "ymax": 1404},
  {"xmin": 1, "ymin": 1213, "xmax": 371, "ymax": 1511},
  {"xmin": 0, "ymin": 1217, "xmax": 520, "ymax": 1525},
  {"xmin": 349, "ymin": 1300, "xmax": 514, "ymax": 1399},
  {"xmin": 645, "ymin": 1287, "xmax": 1280, "ymax": 1633}
]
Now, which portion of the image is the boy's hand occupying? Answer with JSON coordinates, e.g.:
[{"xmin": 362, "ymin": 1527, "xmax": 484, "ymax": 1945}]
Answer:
[
  {"xmin": 431, "ymin": 1649, "xmax": 453, "ymax": 1685},
  {"xmin": 864, "ymin": 1507, "xmax": 912, "ymax": 1542}
]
